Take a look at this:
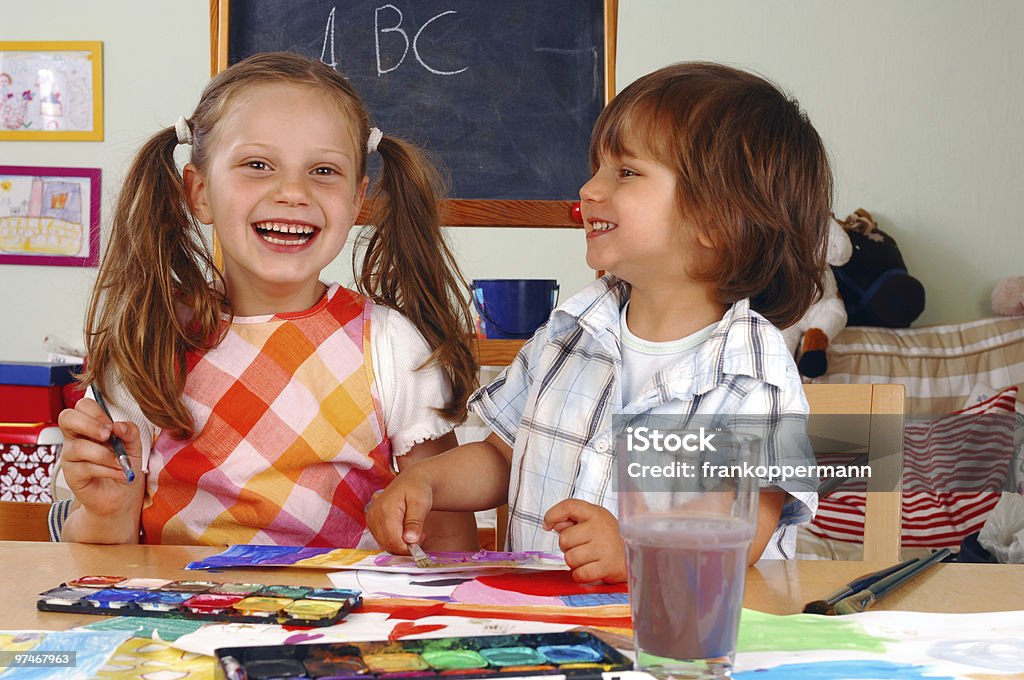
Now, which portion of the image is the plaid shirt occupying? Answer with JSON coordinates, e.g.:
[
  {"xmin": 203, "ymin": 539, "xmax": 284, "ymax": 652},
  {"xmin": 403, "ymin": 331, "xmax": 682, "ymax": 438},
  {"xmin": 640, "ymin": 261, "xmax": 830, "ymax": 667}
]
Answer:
[{"xmin": 469, "ymin": 276, "xmax": 817, "ymax": 559}]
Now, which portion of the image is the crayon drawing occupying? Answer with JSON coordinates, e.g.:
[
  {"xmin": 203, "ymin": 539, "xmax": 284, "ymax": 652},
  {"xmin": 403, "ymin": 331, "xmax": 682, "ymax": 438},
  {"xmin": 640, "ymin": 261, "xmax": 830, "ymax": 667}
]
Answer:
[
  {"xmin": 0, "ymin": 42, "xmax": 103, "ymax": 140},
  {"xmin": 93, "ymin": 637, "xmax": 215, "ymax": 679},
  {"xmin": 0, "ymin": 166, "xmax": 100, "ymax": 267},
  {"xmin": 0, "ymin": 629, "xmax": 131, "ymax": 679}
]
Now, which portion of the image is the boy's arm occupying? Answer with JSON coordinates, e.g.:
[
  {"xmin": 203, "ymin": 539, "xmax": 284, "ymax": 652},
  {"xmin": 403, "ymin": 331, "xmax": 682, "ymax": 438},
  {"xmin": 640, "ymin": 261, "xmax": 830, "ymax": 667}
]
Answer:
[
  {"xmin": 397, "ymin": 431, "xmax": 481, "ymax": 551},
  {"xmin": 370, "ymin": 432, "xmax": 513, "ymax": 553},
  {"xmin": 749, "ymin": 488, "xmax": 787, "ymax": 564}
]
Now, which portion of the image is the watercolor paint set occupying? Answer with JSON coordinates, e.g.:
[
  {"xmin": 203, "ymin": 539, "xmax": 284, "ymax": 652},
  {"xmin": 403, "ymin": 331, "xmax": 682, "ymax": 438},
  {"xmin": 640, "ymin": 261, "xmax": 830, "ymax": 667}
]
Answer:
[
  {"xmin": 36, "ymin": 575, "xmax": 361, "ymax": 627},
  {"xmin": 217, "ymin": 632, "xmax": 632, "ymax": 680}
]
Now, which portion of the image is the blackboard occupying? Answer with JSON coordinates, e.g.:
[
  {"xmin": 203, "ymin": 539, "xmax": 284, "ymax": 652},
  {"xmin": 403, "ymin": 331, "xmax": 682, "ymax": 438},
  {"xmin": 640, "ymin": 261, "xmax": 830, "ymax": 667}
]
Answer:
[{"xmin": 214, "ymin": 0, "xmax": 614, "ymax": 226}]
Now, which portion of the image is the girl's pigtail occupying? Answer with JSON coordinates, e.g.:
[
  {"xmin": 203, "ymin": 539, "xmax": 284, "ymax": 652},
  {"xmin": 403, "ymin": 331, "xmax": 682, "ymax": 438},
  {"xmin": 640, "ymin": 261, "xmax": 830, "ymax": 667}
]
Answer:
[
  {"xmin": 80, "ymin": 126, "xmax": 226, "ymax": 437},
  {"xmin": 357, "ymin": 137, "xmax": 478, "ymax": 423}
]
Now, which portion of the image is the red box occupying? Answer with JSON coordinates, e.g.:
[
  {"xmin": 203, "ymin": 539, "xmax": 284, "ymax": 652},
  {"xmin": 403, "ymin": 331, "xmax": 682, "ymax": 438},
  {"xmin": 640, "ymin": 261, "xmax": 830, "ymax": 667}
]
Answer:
[
  {"xmin": 0, "ymin": 422, "xmax": 61, "ymax": 502},
  {"xmin": 0, "ymin": 384, "xmax": 64, "ymax": 422}
]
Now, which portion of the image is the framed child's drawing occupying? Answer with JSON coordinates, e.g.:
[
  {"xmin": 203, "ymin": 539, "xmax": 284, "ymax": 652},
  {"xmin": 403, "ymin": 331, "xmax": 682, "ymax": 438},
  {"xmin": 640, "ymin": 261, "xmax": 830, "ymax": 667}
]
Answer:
[
  {"xmin": 0, "ymin": 41, "xmax": 103, "ymax": 141},
  {"xmin": 0, "ymin": 165, "xmax": 101, "ymax": 267}
]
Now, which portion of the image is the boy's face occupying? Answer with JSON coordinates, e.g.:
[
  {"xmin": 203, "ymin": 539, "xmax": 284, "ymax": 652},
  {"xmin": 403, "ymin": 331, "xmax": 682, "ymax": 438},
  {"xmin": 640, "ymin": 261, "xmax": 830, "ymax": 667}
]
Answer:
[{"xmin": 579, "ymin": 150, "xmax": 708, "ymax": 287}]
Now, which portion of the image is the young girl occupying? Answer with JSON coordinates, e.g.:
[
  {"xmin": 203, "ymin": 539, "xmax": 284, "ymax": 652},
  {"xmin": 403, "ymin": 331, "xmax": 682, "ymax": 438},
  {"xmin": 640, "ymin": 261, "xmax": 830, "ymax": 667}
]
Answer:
[
  {"xmin": 54, "ymin": 52, "xmax": 478, "ymax": 548},
  {"xmin": 368, "ymin": 62, "xmax": 832, "ymax": 582}
]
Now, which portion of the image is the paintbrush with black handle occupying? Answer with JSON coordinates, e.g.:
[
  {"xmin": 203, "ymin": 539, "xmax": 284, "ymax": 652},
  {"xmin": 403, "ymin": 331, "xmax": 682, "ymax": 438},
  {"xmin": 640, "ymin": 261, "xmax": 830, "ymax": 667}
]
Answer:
[
  {"xmin": 832, "ymin": 548, "xmax": 952, "ymax": 615},
  {"xmin": 802, "ymin": 557, "xmax": 919, "ymax": 614}
]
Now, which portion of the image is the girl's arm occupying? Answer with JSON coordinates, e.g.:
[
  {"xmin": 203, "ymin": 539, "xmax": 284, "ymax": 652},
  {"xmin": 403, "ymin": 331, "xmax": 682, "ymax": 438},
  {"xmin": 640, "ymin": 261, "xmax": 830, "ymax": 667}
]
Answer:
[
  {"xmin": 396, "ymin": 430, "xmax": 479, "ymax": 551},
  {"xmin": 57, "ymin": 401, "xmax": 145, "ymax": 544},
  {"xmin": 370, "ymin": 431, "xmax": 513, "ymax": 554}
]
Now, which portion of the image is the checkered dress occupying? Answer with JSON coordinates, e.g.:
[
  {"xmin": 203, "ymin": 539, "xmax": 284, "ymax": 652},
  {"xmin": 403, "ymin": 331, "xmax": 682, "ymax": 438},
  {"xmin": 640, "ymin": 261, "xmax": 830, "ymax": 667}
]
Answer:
[
  {"xmin": 469, "ymin": 275, "xmax": 817, "ymax": 558},
  {"xmin": 140, "ymin": 284, "xmax": 394, "ymax": 547}
]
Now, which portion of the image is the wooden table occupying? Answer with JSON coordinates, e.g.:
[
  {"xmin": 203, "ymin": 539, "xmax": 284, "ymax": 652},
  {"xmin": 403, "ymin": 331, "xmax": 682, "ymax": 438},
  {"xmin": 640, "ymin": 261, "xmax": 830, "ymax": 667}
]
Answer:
[{"xmin": 3, "ymin": 541, "xmax": 1023, "ymax": 630}]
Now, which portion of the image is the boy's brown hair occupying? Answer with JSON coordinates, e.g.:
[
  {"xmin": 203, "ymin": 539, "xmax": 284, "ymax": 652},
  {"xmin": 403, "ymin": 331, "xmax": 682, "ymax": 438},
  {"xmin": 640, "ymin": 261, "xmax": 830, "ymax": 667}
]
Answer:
[
  {"xmin": 82, "ymin": 52, "xmax": 477, "ymax": 436},
  {"xmin": 590, "ymin": 62, "xmax": 833, "ymax": 329}
]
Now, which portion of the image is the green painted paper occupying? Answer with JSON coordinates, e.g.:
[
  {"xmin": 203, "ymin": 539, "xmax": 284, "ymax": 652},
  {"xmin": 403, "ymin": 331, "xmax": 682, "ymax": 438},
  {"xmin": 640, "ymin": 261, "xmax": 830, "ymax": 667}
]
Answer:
[
  {"xmin": 738, "ymin": 609, "xmax": 892, "ymax": 653},
  {"xmin": 80, "ymin": 615, "xmax": 206, "ymax": 642}
]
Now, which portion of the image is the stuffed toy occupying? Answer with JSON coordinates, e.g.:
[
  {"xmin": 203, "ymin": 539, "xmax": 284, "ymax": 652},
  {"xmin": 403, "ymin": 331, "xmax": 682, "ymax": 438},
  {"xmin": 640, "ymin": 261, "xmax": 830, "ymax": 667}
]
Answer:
[
  {"xmin": 783, "ymin": 217, "xmax": 852, "ymax": 378},
  {"xmin": 833, "ymin": 209, "xmax": 925, "ymax": 328},
  {"xmin": 992, "ymin": 276, "xmax": 1024, "ymax": 316}
]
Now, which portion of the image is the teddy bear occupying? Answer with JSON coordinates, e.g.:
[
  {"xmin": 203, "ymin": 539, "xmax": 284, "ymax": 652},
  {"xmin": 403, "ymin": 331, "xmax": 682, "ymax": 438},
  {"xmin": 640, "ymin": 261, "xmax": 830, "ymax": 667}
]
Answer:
[
  {"xmin": 783, "ymin": 217, "xmax": 852, "ymax": 378},
  {"xmin": 992, "ymin": 277, "xmax": 1024, "ymax": 316},
  {"xmin": 832, "ymin": 208, "xmax": 925, "ymax": 328}
]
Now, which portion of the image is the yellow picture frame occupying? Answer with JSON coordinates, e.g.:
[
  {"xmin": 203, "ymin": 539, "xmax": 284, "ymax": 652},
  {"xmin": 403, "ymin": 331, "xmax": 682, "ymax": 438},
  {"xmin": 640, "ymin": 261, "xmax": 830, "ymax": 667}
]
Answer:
[{"xmin": 0, "ymin": 41, "xmax": 103, "ymax": 141}]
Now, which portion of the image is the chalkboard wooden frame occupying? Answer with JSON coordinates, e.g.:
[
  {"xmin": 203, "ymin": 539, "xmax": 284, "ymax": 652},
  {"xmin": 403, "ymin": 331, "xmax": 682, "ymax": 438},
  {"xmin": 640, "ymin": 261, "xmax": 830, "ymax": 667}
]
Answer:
[{"xmin": 209, "ymin": 0, "xmax": 617, "ymax": 229}]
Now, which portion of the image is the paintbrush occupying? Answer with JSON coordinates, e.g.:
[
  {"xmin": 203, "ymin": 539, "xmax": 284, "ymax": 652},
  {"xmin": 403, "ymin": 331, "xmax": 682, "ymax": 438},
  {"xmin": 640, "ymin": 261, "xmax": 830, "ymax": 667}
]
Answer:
[
  {"xmin": 407, "ymin": 543, "xmax": 436, "ymax": 568},
  {"xmin": 802, "ymin": 558, "xmax": 919, "ymax": 614},
  {"xmin": 832, "ymin": 548, "xmax": 952, "ymax": 615},
  {"xmin": 91, "ymin": 383, "xmax": 135, "ymax": 483}
]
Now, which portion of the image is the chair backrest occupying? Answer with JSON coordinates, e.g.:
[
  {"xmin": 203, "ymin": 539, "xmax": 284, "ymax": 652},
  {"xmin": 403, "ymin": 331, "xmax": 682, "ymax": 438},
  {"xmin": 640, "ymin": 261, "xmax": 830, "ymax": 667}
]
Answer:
[
  {"xmin": 803, "ymin": 383, "xmax": 904, "ymax": 562},
  {"xmin": 0, "ymin": 501, "xmax": 52, "ymax": 541}
]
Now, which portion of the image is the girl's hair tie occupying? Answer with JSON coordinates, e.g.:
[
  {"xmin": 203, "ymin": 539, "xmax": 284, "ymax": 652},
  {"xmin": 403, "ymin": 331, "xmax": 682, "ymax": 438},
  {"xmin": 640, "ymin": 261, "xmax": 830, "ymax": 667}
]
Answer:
[
  {"xmin": 175, "ymin": 116, "xmax": 193, "ymax": 146},
  {"xmin": 367, "ymin": 127, "xmax": 383, "ymax": 154}
]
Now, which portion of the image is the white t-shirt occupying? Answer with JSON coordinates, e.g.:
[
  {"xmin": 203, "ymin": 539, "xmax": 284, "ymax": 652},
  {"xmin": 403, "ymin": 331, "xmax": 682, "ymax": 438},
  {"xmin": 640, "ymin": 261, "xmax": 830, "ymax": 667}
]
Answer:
[{"xmin": 619, "ymin": 301, "xmax": 718, "ymax": 404}]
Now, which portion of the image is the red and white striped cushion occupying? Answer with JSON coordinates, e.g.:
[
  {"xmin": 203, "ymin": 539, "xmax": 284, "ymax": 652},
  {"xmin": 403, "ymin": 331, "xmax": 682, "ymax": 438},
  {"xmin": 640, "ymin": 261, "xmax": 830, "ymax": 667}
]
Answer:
[{"xmin": 808, "ymin": 386, "xmax": 1018, "ymax": 549}]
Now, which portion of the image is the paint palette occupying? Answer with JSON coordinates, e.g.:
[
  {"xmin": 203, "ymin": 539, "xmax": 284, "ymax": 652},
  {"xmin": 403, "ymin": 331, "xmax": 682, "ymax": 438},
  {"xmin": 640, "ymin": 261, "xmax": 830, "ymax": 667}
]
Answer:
[
  {"xmin": 36, "ymin": 576, "xmax": 361, "ymax": 627},
  {"xmin": 216, "ymin": 632, "xmax": 632, "ymax": 679}
]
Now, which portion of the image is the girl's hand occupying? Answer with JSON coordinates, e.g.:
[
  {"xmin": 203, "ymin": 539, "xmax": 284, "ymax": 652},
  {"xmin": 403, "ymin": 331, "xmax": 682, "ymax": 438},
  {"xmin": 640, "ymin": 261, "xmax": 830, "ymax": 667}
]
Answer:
[
  {"xmin": 366, "ymin": 468, "xmax": 435, "ymax": 554},
  {"xmin": 544, "ymin": 499, "xmax": 627, "ymax": 584},
  {"xmin": 58, "ymin": 398, "xmax": 145, "ymax": 522}
]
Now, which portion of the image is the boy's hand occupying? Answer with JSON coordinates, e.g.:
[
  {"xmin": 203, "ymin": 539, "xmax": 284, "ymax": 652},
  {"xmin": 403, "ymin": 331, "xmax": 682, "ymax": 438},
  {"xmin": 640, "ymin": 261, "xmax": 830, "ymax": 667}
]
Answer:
[
  {"xmin": 366, "ymin": 469, "xmax": 435, "ymax": 554},
  {"xmin": 544, "ymin": 499, "xmax": 627, "ymax": 584},
  {"xmin": 58, "ymin": 399, "xmax": 144, "ymax": 520}
]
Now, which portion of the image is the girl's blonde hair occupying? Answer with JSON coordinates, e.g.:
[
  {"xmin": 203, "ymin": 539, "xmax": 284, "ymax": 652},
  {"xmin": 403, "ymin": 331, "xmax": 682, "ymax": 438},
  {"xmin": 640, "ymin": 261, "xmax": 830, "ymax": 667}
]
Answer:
[{"xmin": 81, "ymin": 52, "xmax": 477, "ymax": 437}]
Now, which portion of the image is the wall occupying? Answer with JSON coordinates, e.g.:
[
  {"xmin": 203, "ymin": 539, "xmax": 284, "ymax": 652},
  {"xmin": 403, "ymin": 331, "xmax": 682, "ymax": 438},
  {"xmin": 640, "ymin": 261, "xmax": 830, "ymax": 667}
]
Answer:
[{"xmin": 1, "ymin": 0, "xmax": 1021, "ymax": 361}]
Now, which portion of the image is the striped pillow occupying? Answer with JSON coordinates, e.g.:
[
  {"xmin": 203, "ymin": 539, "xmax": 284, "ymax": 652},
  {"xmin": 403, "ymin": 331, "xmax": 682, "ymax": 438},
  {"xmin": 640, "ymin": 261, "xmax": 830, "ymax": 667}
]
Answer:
[{"xmin": 809, "ymin": 386, "xmax": 1018, "ymax": 550}]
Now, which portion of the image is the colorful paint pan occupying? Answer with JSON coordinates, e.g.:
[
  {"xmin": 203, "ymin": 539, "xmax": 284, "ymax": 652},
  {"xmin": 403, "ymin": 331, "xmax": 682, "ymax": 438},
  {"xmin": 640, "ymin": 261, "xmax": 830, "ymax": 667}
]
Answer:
[
  {"xmin": 183, "ymin": 592, "xmax": 246, "ymax": 614},
  {"xmin": 307, "ymin": 587, "xmax": 362, "ymax": 601},
  {"xmin": 114, "ymin": 577, "xmax": 173, "ymax": 590},
  {"xmin": 210, "ymin": 582, "xmax": 265, "ymax": 596},
  {"xmin": 136, "ymin": 590, "xmax": 193, "ymax": 611},
  {"xmin": 363, "ymin": 653, "xmax": 430, "ymax": 673},
  {"xmin": 259, "ymin": 584, "xmax": 313, "ymax": 599},
  {"xmin": 477, "ymin": 647, "xmax": 547, "ymax": 667},
  {"xmin": 216, "ymin": 631, "xmax": 631, "ymax": 679},
  {"xmin": 283, "ymin": 599, "xmax": 344, "ymax": 621},
  {"xmin": 243, "ymin": 657, "xmax": 307, "ymax": 679},
  {"xmin": 422, "ymin": 650, "xmax": 488, "ymax": 670},
  {"xmin": 82, "ymin": 588, "xmax": 151, "ymax": 609},
  {"xmin": 536, "ymin": 645, "xmax": 604, "ymax": 664},
  {"xmin": 232, "ymin": 596, "xmax": 293, "ymax": 616},
  {"xmin": 304, "ymin": 654, "xmax": 369, "ymax": 678},
  {"xmin": 159, "ymin": 580, "xmax": 217, "ymax": 593},
  {"xmin": 67, "ymin": 575, "xmax": 125, "ymax": 588},
  {"xmin": 37, "ymin": 586, "xmax": 95, "ymax": 605}
]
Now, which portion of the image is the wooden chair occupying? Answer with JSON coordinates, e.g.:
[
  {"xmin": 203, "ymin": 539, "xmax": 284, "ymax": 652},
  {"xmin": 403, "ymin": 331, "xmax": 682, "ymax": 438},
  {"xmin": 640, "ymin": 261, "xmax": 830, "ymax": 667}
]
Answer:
[
  {"xmin": 486, "ymin": 382, "xmax": 905, "ymax": 562},
  {"xmin": 0, "ymin": 501, "xmax": 52, "ymax": 541},
  {"xmin": 804, "ymin": 383, "xmax": 904, "ymax": 562}
]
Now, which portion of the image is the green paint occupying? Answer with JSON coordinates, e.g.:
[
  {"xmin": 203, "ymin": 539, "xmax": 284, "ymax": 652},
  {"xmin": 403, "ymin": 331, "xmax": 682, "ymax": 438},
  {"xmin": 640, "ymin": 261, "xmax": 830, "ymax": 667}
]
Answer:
[
  {"xmin": 737, "ymin": 609, "xmax": 892, "ymax": 654},
  {"xmin": 81, "ymin": 615, "xmax": 204, "ymax": 642},
  {"xmin": 422, "ymin": 649, "xmax": 489, "ymax": 669}
]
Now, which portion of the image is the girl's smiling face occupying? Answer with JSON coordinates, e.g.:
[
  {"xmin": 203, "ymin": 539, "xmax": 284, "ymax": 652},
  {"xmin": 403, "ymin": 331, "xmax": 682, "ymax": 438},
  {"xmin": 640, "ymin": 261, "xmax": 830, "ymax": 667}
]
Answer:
[{"xmin": 184, "ymin": 82, "xmax": 367, "ymax": 315}]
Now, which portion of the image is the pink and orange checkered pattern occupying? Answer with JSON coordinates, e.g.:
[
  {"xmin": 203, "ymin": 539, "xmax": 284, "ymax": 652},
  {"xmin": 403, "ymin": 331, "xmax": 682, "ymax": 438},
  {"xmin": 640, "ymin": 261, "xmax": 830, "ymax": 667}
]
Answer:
[{"xmin": 141, "ymin": 285, "xmax": 394, "ymax": 547}]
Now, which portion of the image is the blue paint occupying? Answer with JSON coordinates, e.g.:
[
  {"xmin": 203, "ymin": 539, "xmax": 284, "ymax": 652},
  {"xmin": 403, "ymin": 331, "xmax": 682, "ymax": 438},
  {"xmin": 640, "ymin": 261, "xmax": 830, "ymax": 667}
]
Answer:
[
  {"xmin": 536, "ymin": 644, "xmax": 604, "ymax": 664},
  {"xmin": 928, "ymin": 638, "xmax": 1024, "ymax": 673},
  {"xmin": 83, "ymin": 588, "xmax": 151, "ymax": 609},
  {"xmin": 734, "ymin": 660, "xmax": 953, "ymax": 680},
  {"xmin": 136, "ymin": 591, "xmax": 193, "ymax": 610}
]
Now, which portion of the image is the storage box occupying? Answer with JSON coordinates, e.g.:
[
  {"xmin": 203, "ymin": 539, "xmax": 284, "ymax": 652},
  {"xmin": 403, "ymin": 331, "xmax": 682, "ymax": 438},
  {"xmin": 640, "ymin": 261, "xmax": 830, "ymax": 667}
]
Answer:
[
  {"xmin": 0, "ymin": 384, "xmax": 65, "ymax": 422},
  {"xmin": 0, "ymin": 361, "xmax": 79, "ymax": 387},
  {"xmin": 0, "ymin": 422, "xmax": 62, "ymax": 502}
]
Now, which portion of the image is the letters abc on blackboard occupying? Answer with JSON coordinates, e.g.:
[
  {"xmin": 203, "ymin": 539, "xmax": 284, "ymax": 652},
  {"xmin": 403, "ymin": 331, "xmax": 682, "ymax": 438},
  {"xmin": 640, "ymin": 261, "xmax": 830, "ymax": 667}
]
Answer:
[{"xmin": 228, "ymin": 0, "xmax": 606, "ymax": 201}]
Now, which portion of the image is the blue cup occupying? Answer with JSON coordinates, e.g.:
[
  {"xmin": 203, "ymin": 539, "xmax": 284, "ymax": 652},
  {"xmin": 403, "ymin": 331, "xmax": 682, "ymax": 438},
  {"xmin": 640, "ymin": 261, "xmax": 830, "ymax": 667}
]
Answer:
[{"xmin": 472, "ymin": 279, "xmax": 560, "ymax": 339}]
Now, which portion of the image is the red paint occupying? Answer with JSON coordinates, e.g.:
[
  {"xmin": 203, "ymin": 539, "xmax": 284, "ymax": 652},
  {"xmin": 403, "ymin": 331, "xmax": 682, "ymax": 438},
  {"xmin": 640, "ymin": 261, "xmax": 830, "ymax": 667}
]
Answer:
[
  {"xmin": 388, "ymin": 621, "xmax": 448, "ymax": 640},
  {"xmin": 477, "ymin": 571, "xmax": 628, "ymax": 596}
]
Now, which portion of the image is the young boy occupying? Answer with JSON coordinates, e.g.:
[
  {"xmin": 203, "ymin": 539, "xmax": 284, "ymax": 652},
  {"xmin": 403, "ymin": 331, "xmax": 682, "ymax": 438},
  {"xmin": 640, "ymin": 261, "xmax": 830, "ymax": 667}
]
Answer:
[{"xmin": 368, "ymin": 62, "xmax": 831, "ymax": 582}]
